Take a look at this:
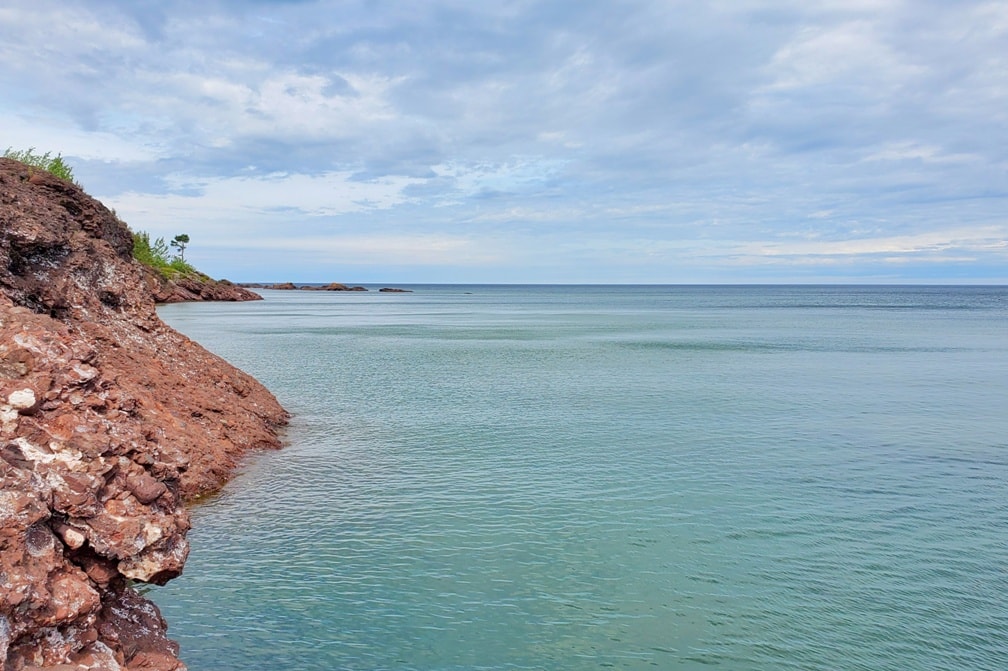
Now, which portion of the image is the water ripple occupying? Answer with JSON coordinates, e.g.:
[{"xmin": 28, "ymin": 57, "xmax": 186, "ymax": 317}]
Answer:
[{"xmin": 155, "ymin": 286, "xmax": 1008, "ymax": 671}]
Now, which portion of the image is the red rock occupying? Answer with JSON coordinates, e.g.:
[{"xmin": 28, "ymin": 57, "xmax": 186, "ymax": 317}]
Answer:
[
  {"xmin": 302, "ymin": 282, "xmax": 370, "ymax": 291},
  {"xmin": 52, "ymin": 522, "xmax": 86, "ymax": 550},
  {"xmin": 142, "ymin": 266, "xmax": 263, "ymax": 304},
  {"xmin": 75, "ymin": 552, "xmax": 119, "ymax": 589},
  {"xmin": 125, "ymin": 473, "xmax": 167, "ymax": 505},
  {"xmin": 0, "ymin": 157, "xmax": 288, "ymax": 670}
]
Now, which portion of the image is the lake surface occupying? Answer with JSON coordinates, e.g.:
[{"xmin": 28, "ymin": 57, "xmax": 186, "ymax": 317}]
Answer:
[{"xmin": 155, "ymin": 285, "xmax": 1008, "ymax": 670}]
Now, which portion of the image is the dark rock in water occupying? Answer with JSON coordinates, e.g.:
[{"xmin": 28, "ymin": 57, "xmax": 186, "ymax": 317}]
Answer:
[
  {"xmin": 237, "ymin": 282, "xmax": 298, "ymax": 290},
  {"xmin": 242, "ymin": 282, "xmax": 371, "ymax": 291},
  {"xmin": 311, "ymin": 283, "xmax": 368, "ymax": 292},
  {"xmin": 0, "ymin": 157, "xmax": 288, "ymax": 670},
  {"xmin": 379, "ymin": 287, "xmax": 413, "ymax": 293}
]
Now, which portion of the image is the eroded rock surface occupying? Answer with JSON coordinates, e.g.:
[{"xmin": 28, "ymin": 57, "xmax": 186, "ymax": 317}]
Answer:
[
  {"xmin": 0, "ymin": 158, "xmax": 288, "ymax": 670},
  {"xmin": 143, "ymin": 269, "xmax": 262, "ymax": 304}
]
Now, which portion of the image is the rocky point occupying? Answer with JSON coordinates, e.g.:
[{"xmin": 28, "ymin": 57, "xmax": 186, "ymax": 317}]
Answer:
[{"xmin": 0, "ymin": 158, "xmax": 288, "ymax": 670}]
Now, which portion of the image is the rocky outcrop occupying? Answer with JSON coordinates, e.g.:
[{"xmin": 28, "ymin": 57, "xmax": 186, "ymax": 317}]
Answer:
[
  {"xmin": 239, "ymin": 282, "xmax": 409, "ymax": 293},
  {"xmin": 313, "ymin": 283, "xmax": 367, "ymax": 292},
  {"xmin": 0, "ymin": 158, "xmax": 288, "ymax": 670},
  {"xmin": 238, "ymin": 282, "xmax": 370, "ymax": 291},
  {"xmin": 237, "ymin": 282, "xmax": 297, "ymax": 290},
  {"xmin": 143, "ymin": 269, "xmax": 262, "ymax": 304}
]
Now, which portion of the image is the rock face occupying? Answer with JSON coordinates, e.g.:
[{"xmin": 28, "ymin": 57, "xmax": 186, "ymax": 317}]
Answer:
[
  {"xmin": 144, "ymin": 269, "xmax": 263, "ymax": 304},
  {"xmin": 0, "ymin": 158, "xmax": 288, "ymax": 670}
]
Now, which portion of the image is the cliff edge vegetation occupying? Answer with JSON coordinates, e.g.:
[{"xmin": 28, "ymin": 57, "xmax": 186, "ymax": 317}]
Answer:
[
  {"xmin": 2, "ymin": 148, "xmax": 78, "ymax": 186},
  {"xmin": 130, "ymin": 231, "xmax": 260, "ymax": 304}
]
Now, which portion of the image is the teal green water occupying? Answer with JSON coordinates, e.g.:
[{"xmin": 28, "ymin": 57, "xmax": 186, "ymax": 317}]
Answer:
[{"xmin": 154, "ymin": 286, "xmax": 1008, "ymax": 670}]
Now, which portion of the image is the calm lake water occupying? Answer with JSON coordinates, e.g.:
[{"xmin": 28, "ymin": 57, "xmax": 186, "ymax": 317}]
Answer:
[{"xmin": 155, "ymin": 285, "xmax": 1008, "ymax": 671}]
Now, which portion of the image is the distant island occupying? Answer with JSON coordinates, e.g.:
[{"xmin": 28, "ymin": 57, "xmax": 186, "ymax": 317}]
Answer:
[{"xmin": 240, "ymin": 282, "xmax": 413, "ymax": 293}]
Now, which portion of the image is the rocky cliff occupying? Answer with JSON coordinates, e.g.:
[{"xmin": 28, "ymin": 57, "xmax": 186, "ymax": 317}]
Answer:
[
  {"xmin": 144, "ymin": 269, "xmax": 263, "ymax": 304},
  {"xmin": 0, "ymin": 158, "xmax": 289, "ymax": 670}
]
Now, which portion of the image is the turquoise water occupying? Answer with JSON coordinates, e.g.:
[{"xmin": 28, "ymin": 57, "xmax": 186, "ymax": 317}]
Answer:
[{"xmin": 154, "ymin": 285, "xmax": 1008, "ymax": 671}]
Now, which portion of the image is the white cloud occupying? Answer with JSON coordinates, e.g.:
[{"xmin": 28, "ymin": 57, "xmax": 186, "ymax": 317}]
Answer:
[
  {"xmin": 0, "ymin": 4, "xmax": 145, "ymax": 65},
  {"xmin": 536, "ymin": 131, "xmax": 583, "ymax": 149},
  {"xmin": 862, "ymin": 141, "xmax": 979, "ymax": 164},
  {"xmin": 0, "ymin": 113, "xmax": 163, "ymax": 163},
  {"xmin": 106, "ymin": 171, "xmax": 424, "ymax": 231},
  {"xmin": 761, "ymin": 19, "xmax": 924, "ymax": 94},
  {"xmin": 148, "ymin": 69, "xmax": 402, "ymax": 143},
  {"xmin": 231, "ymin": 234, "xmax": 498, "ymax": 266},
  {"xmin": 743, "ymin": 226, "xmax": 1008, "ymax": 258},
  {"xmin": 432, "ymin": 158, "xmax": 566, "ymax": 197}
]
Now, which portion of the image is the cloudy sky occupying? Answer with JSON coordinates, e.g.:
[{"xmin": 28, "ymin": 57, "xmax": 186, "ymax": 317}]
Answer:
[{"xmin": 2, "ymin": 1, "xmax": 1006, "ymax": 283}]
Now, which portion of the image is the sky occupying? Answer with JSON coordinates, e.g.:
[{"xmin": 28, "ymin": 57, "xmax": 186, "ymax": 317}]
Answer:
[{"xmin": 2, "ymin": 0, "xmax": 1006, "ymax": 284}]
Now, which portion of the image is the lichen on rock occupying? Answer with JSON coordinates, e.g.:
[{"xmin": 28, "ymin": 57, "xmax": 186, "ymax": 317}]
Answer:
[{"xmin": 0, "ymin": 157, "xmax": 288, "ymax": 670}]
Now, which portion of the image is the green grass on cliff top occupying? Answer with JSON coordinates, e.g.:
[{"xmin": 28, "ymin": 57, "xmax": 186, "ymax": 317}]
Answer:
[{"xmin": 3, "ymin": 146, "xmax": 78, "ymax": 185}]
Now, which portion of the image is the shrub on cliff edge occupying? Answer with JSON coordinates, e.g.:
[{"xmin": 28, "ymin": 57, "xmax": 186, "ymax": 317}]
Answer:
[
  {"xmin": 133, "ymin": 231, "xmax": 198, "ymax": 279},
  {"xmin": 3, "ymin": 146, "xmax": 78, "ymax": 184},
  {"xmin": 133, "ymin": 231, "xmax": 171, "ymax": 268}
]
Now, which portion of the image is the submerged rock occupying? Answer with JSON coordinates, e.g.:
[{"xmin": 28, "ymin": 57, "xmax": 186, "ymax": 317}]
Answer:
[{"xmin": 0, "ymin": 157, "xmax": 288, "ymax": 670}]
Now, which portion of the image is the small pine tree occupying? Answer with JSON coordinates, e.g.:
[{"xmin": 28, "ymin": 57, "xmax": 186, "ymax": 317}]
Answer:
[{"xmin": 170, "ymin": 234, "xmax": 190, "ymax": 262}]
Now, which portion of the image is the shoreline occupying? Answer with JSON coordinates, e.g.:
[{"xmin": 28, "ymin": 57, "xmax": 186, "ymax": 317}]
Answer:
[{"xmin": 1, "ymin": 157, "xmax": 287, "ymax": 670}]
